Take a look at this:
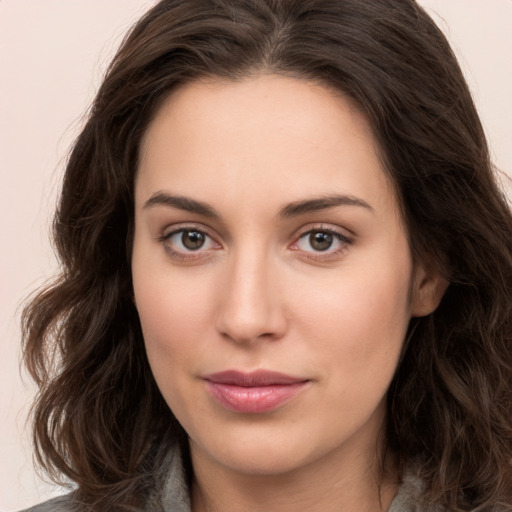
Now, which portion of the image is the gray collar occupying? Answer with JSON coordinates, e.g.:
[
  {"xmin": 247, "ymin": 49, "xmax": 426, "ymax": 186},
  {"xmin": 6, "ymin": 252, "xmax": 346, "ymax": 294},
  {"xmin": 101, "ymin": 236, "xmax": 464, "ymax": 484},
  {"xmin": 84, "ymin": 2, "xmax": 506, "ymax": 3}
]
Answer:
[{"xmin": 148, "ymin": 445, "xmax": 191, "ymax": 512}]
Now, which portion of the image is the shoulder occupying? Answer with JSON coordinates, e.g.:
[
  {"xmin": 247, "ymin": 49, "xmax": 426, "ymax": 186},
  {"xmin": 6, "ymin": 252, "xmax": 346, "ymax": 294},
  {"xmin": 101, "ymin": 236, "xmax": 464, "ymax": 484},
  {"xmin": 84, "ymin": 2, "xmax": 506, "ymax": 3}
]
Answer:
[
  {"xmin": 19, "ymin": 494, "xmax": 77, "ymax": 512},
  {"xmin": 388, "ymin": 471, "xmax": 444, "ymax": 512}
]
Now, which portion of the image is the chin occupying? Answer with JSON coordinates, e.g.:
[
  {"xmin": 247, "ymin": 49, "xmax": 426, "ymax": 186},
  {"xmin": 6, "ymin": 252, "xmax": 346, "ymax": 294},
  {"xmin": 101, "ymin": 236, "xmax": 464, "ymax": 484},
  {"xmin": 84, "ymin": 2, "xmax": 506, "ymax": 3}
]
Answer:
[
  {"xmin": 203, "ymin": 442, "xmax": 314, "ymax": 476},
  {"xmin": 189, "ymin": 420, "xmax": 357, "ymax": 479}
]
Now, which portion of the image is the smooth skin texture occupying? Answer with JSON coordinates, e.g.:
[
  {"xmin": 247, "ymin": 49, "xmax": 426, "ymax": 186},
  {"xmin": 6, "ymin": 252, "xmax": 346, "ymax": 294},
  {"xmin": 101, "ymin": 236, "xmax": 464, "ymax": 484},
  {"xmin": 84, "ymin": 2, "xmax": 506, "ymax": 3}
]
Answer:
[{"xmin": 132, "ymin": 74, "xmax": 446, "ymax": 512}]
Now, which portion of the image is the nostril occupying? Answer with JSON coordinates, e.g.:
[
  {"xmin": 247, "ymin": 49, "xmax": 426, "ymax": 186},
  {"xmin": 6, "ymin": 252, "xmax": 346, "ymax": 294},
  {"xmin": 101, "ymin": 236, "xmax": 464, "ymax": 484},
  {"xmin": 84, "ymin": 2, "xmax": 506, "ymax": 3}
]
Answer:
[{"xmin": 216, "ymin": 315, "xmax": 286, "ymax": 345}]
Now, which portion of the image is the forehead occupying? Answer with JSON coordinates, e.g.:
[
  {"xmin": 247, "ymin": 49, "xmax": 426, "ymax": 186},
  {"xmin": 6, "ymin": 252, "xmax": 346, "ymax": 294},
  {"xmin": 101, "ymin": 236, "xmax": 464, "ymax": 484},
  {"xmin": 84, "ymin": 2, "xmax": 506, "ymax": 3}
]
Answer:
[{"xmin": 136, "ymin": 74, "xmax": 394, "ymax": 217}]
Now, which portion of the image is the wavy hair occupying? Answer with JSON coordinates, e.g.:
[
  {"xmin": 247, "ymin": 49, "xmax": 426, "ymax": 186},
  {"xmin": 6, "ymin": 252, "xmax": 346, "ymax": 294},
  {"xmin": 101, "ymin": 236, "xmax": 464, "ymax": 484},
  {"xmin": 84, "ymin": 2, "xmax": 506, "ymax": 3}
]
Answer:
[{"xmin": 22, "ymin": 0, "xmax": 512, "ymax": 509}]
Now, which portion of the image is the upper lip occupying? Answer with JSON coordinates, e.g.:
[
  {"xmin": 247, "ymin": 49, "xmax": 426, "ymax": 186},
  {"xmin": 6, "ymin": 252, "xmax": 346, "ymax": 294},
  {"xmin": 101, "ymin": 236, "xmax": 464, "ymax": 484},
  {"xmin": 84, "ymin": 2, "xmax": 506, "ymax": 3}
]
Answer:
[{"xmin": 204, "ymin": 370, "xmax": 308, "ymax": 387}]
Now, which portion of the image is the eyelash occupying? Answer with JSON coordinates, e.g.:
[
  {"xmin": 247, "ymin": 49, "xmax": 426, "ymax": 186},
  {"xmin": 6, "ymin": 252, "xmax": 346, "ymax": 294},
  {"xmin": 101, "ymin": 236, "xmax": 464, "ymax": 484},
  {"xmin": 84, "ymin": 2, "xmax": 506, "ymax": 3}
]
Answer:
[
  {"xmin": 157, "ymin": 224, "xmax": 220, "ymax": 262},
  {"xmin": 157, "ymin": 224, "xmax": 353, "ymax": 262},
  {"xmin": 292, "ymin": 225, "xmax": 353, "ymax": 261}
]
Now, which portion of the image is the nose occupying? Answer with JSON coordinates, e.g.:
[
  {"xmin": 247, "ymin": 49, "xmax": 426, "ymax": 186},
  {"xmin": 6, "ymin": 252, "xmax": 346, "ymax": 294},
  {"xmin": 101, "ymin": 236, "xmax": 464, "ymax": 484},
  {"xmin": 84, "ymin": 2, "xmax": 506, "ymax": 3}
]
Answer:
[{"xmin": 215, "ymin": 249, "xmax": 288, "ymax": 344}]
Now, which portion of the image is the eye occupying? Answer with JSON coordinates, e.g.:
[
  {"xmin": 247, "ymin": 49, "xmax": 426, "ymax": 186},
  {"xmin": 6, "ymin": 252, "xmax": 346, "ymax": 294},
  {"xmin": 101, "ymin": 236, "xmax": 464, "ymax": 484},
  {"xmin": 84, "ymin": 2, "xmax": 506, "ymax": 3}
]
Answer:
[
  {"xmin": 174, "ymin": 230, "xmax": 209, "ymax": 251},
  {"xmin": 294, "ymin": 228, "xmax": 352, "ymax": 256},
  {"xmin": 160, "ymin": 227, "xmax": 219, "ymax": 256},
  {"xmin": 299, "ymin": 231, "xmax": 336, "ymax": 252}
]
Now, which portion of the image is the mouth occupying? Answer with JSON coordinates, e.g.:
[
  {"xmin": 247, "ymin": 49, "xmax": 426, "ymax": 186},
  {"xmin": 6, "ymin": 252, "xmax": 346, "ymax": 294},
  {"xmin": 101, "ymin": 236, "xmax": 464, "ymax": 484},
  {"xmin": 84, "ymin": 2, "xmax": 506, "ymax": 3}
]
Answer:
[{"xmin": 203, "ymin": 370, "xmax": 310, "ymax": 413}]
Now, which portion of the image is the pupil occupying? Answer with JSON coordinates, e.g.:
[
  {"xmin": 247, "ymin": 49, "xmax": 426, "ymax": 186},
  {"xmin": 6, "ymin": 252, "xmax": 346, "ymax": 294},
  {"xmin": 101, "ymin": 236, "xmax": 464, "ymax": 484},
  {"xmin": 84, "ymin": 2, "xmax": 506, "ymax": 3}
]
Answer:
[
  {"xmin": 182, "ymin": 231, "xmax": 205, "ymax": 250},
  {"xmin": 310, "ymin": 231, "xmax": 333, "ymax": 251}
]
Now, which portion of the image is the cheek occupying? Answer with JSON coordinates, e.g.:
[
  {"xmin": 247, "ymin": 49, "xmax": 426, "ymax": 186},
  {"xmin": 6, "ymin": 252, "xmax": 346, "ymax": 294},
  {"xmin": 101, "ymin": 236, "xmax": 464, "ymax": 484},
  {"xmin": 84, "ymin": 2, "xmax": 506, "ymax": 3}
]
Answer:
[
  {"xmin": 132, "ymin": 266, "xmax": 218, "ymax": 422},
  {"xmin": 133, "ymin": 268, "xmax": 217, "ymax": 357},
  {"xmin": 293, "ymin": 255, "xmax": 413, "ymax": 385}
]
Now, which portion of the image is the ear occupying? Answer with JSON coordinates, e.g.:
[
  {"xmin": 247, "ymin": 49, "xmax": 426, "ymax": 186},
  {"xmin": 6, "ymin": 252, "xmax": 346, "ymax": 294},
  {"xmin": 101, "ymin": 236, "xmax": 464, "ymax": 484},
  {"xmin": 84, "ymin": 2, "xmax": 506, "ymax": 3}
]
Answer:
[{"xmin": 410, "ymin": 262, "xmax": 449, "ymax": 317}]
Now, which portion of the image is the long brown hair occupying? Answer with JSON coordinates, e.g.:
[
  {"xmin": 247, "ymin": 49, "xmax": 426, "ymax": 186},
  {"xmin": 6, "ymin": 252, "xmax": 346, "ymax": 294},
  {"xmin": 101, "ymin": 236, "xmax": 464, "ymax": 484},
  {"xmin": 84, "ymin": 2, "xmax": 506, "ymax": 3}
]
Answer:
[{"xmin": 22, "ymin": 0, "xmax": 512, "ymax": 510}]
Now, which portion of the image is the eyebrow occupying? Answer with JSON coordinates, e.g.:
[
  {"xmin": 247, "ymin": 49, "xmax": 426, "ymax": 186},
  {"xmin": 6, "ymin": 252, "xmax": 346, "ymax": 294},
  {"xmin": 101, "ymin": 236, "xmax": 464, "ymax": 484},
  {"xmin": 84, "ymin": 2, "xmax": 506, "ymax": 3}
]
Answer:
[
  {"xmin": 279, "ymin": 194, "xmax": 374, "ymax": 218},
  {"xmin": 143, "ymin": 192, "xmax": 220, "ymax": 218},
  {"xmin": 143, "ymin": 191, "xmax": 373, "ymax": 218}
]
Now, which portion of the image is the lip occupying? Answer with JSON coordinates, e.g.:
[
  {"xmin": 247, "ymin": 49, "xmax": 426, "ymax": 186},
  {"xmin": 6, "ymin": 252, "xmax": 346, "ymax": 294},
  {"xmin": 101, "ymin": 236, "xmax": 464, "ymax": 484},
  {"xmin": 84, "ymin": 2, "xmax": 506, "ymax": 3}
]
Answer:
[{"xmin": 203, "ymin": 370, "xmax": 310, "ymax": 413}]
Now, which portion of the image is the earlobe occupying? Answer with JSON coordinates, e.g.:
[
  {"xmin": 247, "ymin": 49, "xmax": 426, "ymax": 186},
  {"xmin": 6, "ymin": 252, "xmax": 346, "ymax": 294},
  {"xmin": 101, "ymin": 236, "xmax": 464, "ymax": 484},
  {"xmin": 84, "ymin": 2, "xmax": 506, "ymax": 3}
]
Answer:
[{"xmin": 410, "ymin": 264, "xmax": 449, "ymax": 317}]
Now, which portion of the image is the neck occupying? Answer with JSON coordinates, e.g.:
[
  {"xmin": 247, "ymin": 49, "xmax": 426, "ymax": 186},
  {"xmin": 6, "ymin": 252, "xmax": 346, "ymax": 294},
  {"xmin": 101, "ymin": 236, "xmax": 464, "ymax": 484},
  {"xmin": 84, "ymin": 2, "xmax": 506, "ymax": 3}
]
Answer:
[{"xmin": 190, "ymin": 440, "xmax": 398, "ymax": 512}]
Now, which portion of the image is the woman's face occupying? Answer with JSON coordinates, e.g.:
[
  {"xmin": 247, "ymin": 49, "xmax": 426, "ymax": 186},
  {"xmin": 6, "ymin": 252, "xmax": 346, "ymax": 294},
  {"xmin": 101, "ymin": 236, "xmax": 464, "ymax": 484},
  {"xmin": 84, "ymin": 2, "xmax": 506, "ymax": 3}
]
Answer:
[{"xmin": 132, "ymin": 74, "xmax": 441, "ymax": 479}]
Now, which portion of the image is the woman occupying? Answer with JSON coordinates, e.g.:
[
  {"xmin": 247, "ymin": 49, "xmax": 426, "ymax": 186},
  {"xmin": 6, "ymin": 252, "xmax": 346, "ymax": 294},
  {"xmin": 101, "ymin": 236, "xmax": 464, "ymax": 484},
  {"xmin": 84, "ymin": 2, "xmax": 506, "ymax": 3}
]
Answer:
[{"xmin": 21, "ymin": 0, "xmax": 512, "ymax": 510}]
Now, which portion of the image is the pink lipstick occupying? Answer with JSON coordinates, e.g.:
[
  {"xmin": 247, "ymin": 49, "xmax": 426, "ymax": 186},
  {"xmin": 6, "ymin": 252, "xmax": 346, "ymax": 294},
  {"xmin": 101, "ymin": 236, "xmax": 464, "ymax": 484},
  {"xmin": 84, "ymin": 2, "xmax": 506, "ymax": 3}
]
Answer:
[{"xmin": 203, "ymin": 370, "xmax": 309, "ymax": 413}]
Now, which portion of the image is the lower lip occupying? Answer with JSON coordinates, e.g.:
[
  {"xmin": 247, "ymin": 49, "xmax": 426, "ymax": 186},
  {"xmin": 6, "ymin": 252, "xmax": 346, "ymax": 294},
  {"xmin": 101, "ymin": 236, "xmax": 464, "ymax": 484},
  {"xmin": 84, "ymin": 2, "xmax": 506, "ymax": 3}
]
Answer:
[{"xmin": 205, "ymin": 381, "xmax": 308, "ymax": 413}]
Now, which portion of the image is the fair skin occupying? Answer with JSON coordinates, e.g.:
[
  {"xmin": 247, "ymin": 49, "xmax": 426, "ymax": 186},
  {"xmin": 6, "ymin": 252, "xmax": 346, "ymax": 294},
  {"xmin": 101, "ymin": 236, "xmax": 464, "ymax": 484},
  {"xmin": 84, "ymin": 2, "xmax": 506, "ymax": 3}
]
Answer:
[{"xmin": 132, "ymin": 74, "xmax": 445, "ymax": 512}]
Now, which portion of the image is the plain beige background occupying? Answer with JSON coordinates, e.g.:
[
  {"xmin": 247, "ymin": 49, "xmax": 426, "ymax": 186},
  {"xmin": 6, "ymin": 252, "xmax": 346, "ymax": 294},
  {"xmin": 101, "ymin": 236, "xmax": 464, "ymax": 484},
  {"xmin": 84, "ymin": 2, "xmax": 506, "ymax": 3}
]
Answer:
[{"xmin": 1, "ymin": 1, "xmax": 511, "ymax": 510}]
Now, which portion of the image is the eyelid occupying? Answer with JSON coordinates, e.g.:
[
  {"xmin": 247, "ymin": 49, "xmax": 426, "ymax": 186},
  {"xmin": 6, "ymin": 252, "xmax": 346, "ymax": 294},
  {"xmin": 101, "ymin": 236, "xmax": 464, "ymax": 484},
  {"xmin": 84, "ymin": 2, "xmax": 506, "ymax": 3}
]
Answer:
[
  {"xmin": 157, "ymin": 223, "xmax": 223, "ymax": 261},
  {"xmin": 289, "ymin": 224, "xmax": 354, "ymax": 259},
  {"xmin": 291, "ymin": 223, "xmax": 354, "ymax": 244},
  {"xmin": 158, "ymin": 222, "xmax": 220, "ymax": 243}
]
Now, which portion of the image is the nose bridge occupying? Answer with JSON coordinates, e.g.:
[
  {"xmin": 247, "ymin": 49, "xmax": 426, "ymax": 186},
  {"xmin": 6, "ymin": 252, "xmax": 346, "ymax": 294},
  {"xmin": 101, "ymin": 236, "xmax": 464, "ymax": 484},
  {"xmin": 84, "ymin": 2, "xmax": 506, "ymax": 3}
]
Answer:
[{"xmin": 215, "ymin": 242, "xmax": 285, "ymax": 343}]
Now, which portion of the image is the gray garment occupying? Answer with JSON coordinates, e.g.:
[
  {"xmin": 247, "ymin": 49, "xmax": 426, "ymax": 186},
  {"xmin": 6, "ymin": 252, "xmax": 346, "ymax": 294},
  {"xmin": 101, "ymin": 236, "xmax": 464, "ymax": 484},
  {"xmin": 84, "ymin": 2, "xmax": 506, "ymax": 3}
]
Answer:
[{"xmin": 20, "ymin": 448, "xmax": 433, "ymax": 512}]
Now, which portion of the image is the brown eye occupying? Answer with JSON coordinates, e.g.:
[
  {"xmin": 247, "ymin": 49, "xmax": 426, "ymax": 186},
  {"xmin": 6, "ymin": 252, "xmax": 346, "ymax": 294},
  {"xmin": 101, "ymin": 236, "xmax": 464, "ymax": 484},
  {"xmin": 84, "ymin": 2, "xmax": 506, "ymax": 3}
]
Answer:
[
  {"xmin": 162, "ymin": 228, "xmax": 217, "ymax": 255},
  {"xmin": 295, "ymin": 228, "xmax": 351, "ymax": 257},
  {"xmin": 181, "ymin": 230, "xmax": 206, "ymax": 250},
  {"xmin": 159, "ymin": 226, "xmax": 221, "ymax": 262},
  {"xmin": 309, "ymin": 231, "xmax": 333, "ymax": 251}
]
